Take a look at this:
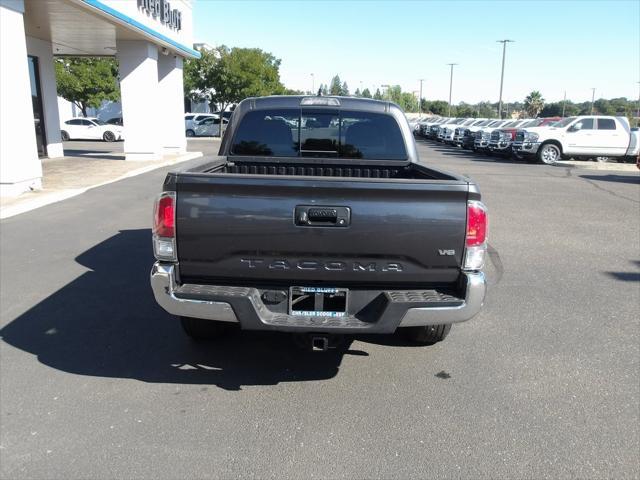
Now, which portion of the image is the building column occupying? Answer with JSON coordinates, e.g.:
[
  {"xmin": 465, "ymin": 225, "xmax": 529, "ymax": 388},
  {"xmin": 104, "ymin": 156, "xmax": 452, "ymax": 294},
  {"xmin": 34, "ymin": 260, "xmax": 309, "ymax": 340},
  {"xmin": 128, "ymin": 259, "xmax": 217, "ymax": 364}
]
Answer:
[
  {"xmin": 116, "ymin": 40, "xmax": 162, "ymax": 160},
  {"xmin": 0, "ymin": 0, "xmax": 42, "ymax": 196},
  {"xmin": 157, "ymin": 54, "xmax": 186, "ymax": 155},
  {"xmin": 26, "ymin": 36, "xmax": 63, "ymax": 159}
]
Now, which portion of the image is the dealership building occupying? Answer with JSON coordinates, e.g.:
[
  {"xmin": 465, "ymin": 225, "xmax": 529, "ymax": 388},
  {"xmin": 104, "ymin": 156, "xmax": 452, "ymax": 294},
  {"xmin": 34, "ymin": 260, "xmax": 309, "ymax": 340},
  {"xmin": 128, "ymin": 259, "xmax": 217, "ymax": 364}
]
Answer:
[{"xmin": 0, "ymin": 0, "xmax": 199, "ymax": 196}]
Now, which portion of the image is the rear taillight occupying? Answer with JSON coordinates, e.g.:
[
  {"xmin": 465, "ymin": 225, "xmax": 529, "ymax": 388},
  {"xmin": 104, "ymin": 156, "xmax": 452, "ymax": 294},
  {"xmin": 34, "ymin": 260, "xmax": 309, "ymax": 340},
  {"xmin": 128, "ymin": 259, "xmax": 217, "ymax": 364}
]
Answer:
[
  {"xmin": 153, "ymin": 192, "xmax": 176, "ymax": 261},
  {"xmin": 464, "ymin": 201, "xmax": 488, "ymax": 271},
  {"xmin": 154, "ymin": 194, "xmax": 175, "ymax": 237}
]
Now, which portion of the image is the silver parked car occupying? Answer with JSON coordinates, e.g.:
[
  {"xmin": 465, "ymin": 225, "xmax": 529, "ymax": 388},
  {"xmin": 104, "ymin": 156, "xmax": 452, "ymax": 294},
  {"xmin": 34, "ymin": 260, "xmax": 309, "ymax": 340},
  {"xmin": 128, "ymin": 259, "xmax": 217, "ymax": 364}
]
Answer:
[{"xmin": 193, "ymin": 116, "xmax": 229, "ymax": 137}]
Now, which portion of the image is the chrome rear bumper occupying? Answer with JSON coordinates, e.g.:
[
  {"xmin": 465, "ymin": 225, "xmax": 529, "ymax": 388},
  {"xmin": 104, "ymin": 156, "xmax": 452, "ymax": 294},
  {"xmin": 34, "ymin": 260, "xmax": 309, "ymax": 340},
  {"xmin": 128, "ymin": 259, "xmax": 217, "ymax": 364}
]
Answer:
[{"xmin": 150, "ymin": 263, "xmax": 486, "ymax": 332}]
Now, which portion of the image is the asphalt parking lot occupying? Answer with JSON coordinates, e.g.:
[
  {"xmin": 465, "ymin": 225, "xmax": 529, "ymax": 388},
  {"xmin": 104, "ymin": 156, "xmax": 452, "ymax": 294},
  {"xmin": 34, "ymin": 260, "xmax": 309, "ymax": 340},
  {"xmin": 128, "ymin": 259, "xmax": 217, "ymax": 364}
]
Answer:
[{"xmin": 1, "ymin": 138, "xmax": 638, "ymax": 479}]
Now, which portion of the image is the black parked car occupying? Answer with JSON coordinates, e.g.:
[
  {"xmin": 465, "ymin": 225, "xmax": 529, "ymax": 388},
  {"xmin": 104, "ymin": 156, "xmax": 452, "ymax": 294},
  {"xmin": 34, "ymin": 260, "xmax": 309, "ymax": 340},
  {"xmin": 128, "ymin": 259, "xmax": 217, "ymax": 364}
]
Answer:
[{"xmin": 106, "ymin": 117, "xmax": 123, "ymax": 126}]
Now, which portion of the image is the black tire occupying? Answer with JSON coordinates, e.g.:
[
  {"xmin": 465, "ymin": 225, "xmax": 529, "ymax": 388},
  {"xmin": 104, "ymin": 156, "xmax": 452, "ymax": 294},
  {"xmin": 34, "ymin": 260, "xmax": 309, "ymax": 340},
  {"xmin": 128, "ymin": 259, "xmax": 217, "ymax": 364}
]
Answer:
[
  {"xmin": 103, "ymin": 131, "xmax": 116, "ymax": 142},
  {"xmin": 186, "ymin": 129, "xmax": 195, "ymax": 137},
  {"xmin": 180, "ymin": 316, "xmax": 235, "ymax": 341},
  {"xmin": 537, "ymin": 142, "xmax": 561, "ymax": 164},
  {"xmin": 402, "ymin": 324, "xmax": 452, "ymax": 345},
  {"xmin": 61, "ymin": 130, "xmax": 70, "ymax": 141}
]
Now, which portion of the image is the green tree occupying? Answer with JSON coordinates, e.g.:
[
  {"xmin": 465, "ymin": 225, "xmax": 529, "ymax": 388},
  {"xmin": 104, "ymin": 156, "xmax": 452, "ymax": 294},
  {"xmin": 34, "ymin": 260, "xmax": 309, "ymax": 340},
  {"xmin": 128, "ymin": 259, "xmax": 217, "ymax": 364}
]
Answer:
[
  {"xmin": 456, "ymin": 102, "xmax": 476, "ymax": 117},
  {"xmin": 341, "ymin": 81, "xmax": 349, "ymax": 96},
  {"xmin": 321, "ymin": 84, "xmax": 329, "ymax": 96},
  {"xmin": 54, "ymin": 57, "xmax": 120, "ymax": 117},
  {"xmin": 354, "ymin": 87, "xmax": 361, "ymax": 97},
  {"xmin": 539, "ymin": 102, "xmax": 561, "ymax": 117},
  {"xmin": 476, "ymin": 102, "xmax": 497, "ymax": 118},
  {"xmin": 361, "ymin": 88, "xmax": 372, "ymax": 98},
  {"xmin": 211, "ymin": 46, "xmax": 284, "ymax": 113},
  {"xmin": 540, "ymin": 101, "xmax": 579, "ymax": 117},
  {"xmin": 329, "ymin": 75, "xmax": 342, "ymax": 95},
  {"xmin": 593, "ymin": 98, "xmax": 620, "ymax": 115},
  {"xmin": 184, "ymin": 45, "xmax": 285, "ymax": 113},
  {"xmin": 373, "ymin": 88, "xmax": 383, "ymax": 100},
  {"xmin": 524, "ymin": 90, "xmax": 545, "ymax": 117},
  {"xmin": 383, "ymin": 85, "xmax": 398, "ymax": 103},
  {"xmin": 399, "ymin": 92, "xmax": 418, "ymax": 112},
  {"xmin": 425, "ymin": 100, "xmax": 450, "ymax": 116}
]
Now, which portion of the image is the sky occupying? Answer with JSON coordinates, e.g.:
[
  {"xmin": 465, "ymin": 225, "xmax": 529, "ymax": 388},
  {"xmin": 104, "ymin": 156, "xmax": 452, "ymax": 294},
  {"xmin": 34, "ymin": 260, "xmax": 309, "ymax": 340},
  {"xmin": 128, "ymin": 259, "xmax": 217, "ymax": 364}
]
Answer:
[{"xmin": 193, "ymin": 0, "xmax": 640, "ymax": 104}]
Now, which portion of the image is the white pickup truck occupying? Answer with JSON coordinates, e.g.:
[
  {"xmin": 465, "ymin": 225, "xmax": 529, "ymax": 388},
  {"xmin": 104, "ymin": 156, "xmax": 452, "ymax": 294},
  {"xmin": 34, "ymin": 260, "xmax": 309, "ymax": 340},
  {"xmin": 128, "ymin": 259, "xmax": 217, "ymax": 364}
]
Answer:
[{"xmin": 512, "ymin": 115, "xmax": 640, "ymax": 164}]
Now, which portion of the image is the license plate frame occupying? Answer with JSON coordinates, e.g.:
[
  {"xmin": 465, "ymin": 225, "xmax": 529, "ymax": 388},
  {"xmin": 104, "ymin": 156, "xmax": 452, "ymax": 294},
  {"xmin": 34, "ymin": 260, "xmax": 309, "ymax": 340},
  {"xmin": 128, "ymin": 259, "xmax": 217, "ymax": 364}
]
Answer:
[{"xmin": 289, "ymin": 286, "xmax": 348, "ymax": 317}]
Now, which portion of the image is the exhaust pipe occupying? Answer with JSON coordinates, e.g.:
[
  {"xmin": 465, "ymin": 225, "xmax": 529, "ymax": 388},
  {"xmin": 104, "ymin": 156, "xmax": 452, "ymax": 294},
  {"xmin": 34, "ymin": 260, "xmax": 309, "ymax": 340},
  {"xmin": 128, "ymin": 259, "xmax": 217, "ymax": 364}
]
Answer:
[{"xmin": 311, "ymin": 336, "xmax": 329, "ymax": 352}]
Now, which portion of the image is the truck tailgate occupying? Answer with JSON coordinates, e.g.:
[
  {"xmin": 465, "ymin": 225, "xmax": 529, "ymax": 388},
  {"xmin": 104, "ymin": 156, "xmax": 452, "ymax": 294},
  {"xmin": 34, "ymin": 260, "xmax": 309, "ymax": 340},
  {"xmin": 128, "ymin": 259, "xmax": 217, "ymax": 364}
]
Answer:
[{"xmin": 176, "ymin": 174, "xmax": 469, "ymax": 286}]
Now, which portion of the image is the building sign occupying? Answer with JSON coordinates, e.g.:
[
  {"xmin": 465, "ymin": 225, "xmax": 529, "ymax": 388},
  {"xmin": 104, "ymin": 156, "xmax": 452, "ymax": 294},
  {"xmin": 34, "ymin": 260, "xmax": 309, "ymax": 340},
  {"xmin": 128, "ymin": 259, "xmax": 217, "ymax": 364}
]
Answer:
[{"xmin": 138, "ymin": 0, "xmax": 182, "ymax": 31}]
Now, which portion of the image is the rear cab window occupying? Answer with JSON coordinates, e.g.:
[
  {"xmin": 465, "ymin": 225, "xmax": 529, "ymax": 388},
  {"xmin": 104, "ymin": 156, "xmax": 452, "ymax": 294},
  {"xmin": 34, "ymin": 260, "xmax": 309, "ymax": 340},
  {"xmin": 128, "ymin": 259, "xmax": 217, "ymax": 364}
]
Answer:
[
  {"xmin": 230, "ymin": 109, "xmax": 407, "ymax": 160},
  {"xmin": 597, "ymin": 118, "xmax": 616, "ymax": 130}
]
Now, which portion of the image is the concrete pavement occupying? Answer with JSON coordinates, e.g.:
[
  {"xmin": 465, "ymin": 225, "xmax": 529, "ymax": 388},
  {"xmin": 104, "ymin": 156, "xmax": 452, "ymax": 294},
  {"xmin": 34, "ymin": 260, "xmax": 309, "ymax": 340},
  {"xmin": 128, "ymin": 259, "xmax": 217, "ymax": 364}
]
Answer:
[
  {"xmin": 0, "ymin": 139, "xmax": 220, "ymax": 219},
  {"xmin": 0, "ymin": 139, "xmax": 638, "ymax": 479}
]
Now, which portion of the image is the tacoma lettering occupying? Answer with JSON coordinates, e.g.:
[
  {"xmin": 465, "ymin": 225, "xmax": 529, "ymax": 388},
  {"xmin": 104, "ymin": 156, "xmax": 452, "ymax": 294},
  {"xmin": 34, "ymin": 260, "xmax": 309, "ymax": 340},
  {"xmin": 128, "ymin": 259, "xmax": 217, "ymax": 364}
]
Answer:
[{"xmin": 240, "ymin": 259, "xmax": 405, "ymax": 272}]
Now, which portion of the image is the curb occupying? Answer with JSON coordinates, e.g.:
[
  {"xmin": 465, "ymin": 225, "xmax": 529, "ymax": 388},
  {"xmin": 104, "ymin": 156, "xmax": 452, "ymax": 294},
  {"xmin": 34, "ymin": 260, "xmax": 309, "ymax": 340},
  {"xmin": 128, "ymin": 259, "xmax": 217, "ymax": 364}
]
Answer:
[{"xmin": 0, "ymin": 151, "xmax": 203, "ymax": 220}]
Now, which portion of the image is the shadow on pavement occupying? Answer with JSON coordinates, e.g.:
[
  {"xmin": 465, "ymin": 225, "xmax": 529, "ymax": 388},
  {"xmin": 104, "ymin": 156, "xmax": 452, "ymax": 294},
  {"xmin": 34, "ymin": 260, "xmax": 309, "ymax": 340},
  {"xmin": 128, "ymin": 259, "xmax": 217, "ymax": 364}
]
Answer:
[
  {"xmin": 605, "ymin": 272, "xmax": 640, "ymax": 282},
  {"xmin": 0, "ymin": 229, "xmax": 425, "ymax": 390},
  {"xmin": 62, "ymin": 147, "xmax": 126, "ymax": 161},
  {"xmin": 579, "ymin": 174, "xmax": 640, "ymax": 184},
  {"xmin": 605, "ymin": 260, "xmax": 640, "ymax": 282}
]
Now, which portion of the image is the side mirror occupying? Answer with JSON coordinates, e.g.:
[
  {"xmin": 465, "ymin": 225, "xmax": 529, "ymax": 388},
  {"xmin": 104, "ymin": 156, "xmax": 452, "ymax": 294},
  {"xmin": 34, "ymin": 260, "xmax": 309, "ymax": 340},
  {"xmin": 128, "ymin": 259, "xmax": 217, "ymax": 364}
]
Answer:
[{"xmin": 569, "ymin": 122, "xmax": 582, "ymax": 132}]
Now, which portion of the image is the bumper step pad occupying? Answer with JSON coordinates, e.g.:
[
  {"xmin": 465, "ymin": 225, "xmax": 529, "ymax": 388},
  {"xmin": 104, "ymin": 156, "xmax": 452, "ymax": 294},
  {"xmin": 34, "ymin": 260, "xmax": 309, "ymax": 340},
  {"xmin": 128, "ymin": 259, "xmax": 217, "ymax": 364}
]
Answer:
[{"xmin": 174, "ymin": 284, "xmax": 464, "ymax": 333}]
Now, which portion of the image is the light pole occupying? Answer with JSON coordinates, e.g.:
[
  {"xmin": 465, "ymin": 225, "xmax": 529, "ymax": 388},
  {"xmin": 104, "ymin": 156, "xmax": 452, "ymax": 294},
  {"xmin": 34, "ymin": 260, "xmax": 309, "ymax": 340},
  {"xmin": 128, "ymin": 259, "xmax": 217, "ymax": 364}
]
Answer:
[
  {"xmin": 311, "ymin": 73, "xmax": 315, "ymax": 94},
  {"xmin": 381, "ymin": 84, "xmax": 390, "ymax": 101},
  {"xmin": 636, "ymin": 82, "xmax": 640, "ymax": 127},
  {"xmin": 562, "ymin": 90, "xmax": 567, "ymax": 117},
  {"xmin": 446, "ymin": 64, "xmax": 457, "ymax": 117},
  {"xmin": 497, "ymin": 39, "xmax": 514, "ymax": 119},
  {"xmin": 590, "ymin": 88, "xmax": 596, "ymax": 114},
  {"xmin": 418, "ymin": 78, "xmax": 424, "ymax": 117}
]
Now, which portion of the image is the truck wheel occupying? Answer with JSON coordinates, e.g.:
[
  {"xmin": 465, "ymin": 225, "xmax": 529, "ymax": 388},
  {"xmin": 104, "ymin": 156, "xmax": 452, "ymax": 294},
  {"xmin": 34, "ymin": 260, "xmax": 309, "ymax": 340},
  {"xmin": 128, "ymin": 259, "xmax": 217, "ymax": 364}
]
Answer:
[
  {"xmin": 180, "ymin": 316, "xmax": 235, "ymax": 341},
  {"xmin": 537, "ymin": 143, "xmax": 561, "ymax": 164},
  {"xmin": 403, "ymin": 324, "xmax": 452, "ymax": 345}
]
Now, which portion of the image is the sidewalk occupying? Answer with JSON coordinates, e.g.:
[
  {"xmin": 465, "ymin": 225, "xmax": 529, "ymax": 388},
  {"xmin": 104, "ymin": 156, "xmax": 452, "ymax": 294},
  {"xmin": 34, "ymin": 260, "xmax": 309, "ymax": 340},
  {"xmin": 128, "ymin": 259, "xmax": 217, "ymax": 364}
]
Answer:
[{"xmin": 0, "ymin": 144, "xmax": 213, "ymax": 219}]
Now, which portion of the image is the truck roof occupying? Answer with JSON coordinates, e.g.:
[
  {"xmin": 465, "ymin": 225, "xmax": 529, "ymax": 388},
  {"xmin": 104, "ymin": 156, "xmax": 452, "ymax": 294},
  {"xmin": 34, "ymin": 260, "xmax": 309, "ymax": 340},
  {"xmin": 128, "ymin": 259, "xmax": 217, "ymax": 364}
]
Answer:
[{"xmin": 239, "ymin": 95, "xmax": 400, "ymax": 113}]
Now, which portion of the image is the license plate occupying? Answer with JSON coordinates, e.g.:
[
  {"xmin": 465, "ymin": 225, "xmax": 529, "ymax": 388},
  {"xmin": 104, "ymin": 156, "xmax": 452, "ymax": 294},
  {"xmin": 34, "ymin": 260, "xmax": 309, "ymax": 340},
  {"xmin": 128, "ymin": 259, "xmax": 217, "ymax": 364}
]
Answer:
[{"xmin": 289, "ymin": 287, "xmax": 348, "ymax": 317}]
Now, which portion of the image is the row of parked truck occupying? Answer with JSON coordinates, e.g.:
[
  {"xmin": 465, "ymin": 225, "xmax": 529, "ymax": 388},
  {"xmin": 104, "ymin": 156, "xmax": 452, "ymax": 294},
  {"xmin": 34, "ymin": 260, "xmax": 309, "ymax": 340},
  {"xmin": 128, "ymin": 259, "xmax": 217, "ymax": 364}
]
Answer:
[{"xmin": 410, "ymin": 115, "xmax": 640, "ymax": 164}]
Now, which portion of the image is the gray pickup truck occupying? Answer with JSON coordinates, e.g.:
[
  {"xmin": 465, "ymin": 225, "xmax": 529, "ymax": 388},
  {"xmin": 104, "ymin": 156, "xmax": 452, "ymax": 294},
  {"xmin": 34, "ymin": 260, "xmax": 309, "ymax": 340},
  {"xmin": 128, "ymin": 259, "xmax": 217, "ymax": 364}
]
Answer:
[{"xmin": 150, "ymin": 96, "xmax": 488, "ymax": 349}]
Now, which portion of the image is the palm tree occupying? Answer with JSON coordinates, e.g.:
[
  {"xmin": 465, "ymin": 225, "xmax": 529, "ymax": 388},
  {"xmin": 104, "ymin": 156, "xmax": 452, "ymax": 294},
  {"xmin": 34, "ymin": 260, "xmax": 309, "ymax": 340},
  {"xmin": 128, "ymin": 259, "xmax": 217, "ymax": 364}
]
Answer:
[{"xmin": 524, "ymin": 91, "xmax": 545, "ymax": 117}]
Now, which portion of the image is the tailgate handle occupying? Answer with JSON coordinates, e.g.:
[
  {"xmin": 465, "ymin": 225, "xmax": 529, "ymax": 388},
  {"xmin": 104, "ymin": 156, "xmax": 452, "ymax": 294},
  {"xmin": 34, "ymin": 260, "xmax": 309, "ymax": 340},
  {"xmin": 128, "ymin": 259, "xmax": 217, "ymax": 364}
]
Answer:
[
  {"xmin": 295, "ymin": 206, "xmax": 350, "ymax": 227},
  {"xmin": 308, "ymin": 208, "xmax": 337, "ymax": 222}
]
